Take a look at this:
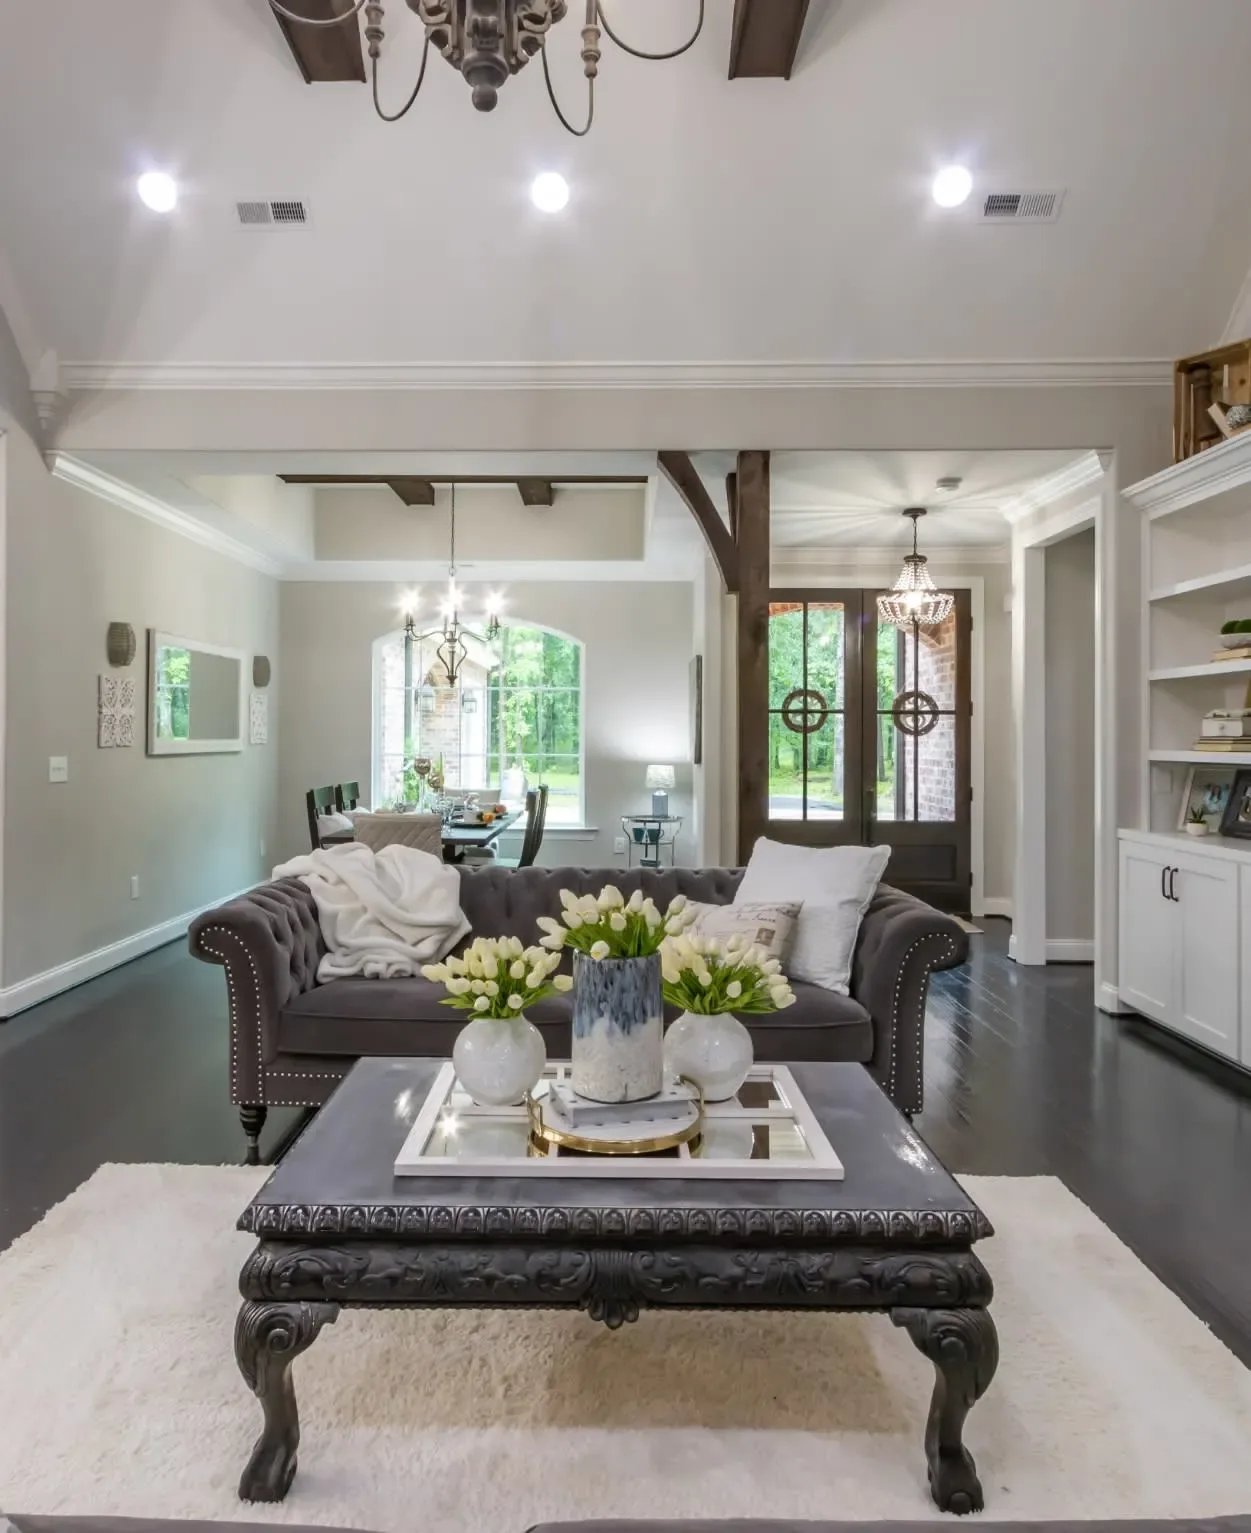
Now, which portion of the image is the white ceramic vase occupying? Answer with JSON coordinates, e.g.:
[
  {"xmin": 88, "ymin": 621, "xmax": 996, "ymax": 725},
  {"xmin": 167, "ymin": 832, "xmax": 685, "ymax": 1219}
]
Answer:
[
  {"xmin": 663, "ymin": 1010, "xmax": 754, "ymax": 1102},
  {"xmin": 1184, "ymin": 821, "xmax": 1209, "ymax": 837},
  {"xmin": 452, "ymin": 1014, "xmax": 546, "ymax": 1106}
]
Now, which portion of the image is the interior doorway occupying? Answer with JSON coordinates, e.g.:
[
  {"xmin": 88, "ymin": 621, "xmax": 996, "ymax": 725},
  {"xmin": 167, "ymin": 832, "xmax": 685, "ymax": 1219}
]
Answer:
[{"xmin": 747, "ymin": 587, "xmax": 973, "ymax": 912}]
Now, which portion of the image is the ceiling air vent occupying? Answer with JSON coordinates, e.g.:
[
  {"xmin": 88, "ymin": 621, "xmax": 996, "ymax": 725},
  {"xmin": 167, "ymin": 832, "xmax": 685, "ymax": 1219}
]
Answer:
[
  {"xmin": 980, "ymin": 189, "xmax": 1064, "ymax": 223},
  {"xmin": 235, "ymin": 198, "xmax": 310, "ymax": 228}
]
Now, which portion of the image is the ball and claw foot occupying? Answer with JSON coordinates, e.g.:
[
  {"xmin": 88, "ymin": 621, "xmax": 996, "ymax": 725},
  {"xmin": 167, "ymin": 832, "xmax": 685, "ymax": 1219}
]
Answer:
[{"xmin": 892, "ymin": 1305, "xmax": 998, "ymax": 1516}]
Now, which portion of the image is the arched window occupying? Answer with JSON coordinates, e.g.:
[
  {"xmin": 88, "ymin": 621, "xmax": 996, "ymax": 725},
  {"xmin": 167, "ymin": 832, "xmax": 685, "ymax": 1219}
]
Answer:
[{"xmin": 373, "ymin": 621, "xmax": 584, "ymax": 824}]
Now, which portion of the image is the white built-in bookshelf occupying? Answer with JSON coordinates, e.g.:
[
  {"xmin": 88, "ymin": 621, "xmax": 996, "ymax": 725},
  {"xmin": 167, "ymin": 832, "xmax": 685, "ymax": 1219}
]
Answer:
[{"xmin": 1125, "ymin": 433, "xmax": 1251, "ymax": 818}]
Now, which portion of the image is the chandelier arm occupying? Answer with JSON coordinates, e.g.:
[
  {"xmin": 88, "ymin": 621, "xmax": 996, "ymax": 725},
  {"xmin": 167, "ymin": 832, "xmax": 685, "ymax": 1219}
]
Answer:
[
  {"xmin": 371, "ymin": 34, "xmax": 430, "ymax": 121},
  {"xmin": 595, "ymin": 0, "xmax": 704, "ymax": 60},
  {"xmin": 267, "ymin": 0, "xmax": 368, "ymax": 27},
  {"xmin": 542, "ymin": 42, "xmax": 595, "ymax": 137}
]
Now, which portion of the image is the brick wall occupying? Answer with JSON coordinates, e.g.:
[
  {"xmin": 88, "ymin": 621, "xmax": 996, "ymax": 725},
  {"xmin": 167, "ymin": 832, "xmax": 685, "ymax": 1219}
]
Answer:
[{"xmin": 913, "ymin": 613, "xmax": 956, "ymax": 822}]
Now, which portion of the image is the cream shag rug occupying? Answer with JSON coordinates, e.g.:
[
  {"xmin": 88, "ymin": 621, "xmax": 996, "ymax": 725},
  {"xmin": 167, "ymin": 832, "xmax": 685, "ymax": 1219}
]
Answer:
[{"xmin": 1, "ymin": 1166, "xmax": 1250, "ymax": 1528}]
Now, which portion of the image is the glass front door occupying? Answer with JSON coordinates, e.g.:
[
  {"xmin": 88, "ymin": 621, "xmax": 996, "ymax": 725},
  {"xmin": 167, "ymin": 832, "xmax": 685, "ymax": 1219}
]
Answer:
[{"xmin": 752, "ymin": 589, "xmax": 972, "ymax": 911}]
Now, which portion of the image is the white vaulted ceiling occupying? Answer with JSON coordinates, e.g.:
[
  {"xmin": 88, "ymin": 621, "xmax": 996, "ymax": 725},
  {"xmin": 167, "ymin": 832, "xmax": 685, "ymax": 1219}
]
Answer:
[{"xmin": 2, "ymin": 0, "xmax": 1251, "ymax": 375}]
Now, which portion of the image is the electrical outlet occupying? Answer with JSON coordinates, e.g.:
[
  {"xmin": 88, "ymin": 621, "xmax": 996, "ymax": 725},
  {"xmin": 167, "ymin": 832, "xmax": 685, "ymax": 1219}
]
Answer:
[
  {"xmin": 129, "ymin": 875, "xmax": 140, "ymax": 900},
  {"xmin": 613, "ymin": 835, "xmax": 627, "ymax": 855},
  {"xmin": 48, "ymin": 756, "xmax": 68, "ymax": 783}
]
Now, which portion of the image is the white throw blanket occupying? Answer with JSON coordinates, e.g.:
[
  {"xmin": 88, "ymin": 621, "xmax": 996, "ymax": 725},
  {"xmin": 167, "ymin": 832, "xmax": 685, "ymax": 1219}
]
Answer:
[{"xmin": 273, "ymin": 843, "xmax": 470, "ymax": 981}]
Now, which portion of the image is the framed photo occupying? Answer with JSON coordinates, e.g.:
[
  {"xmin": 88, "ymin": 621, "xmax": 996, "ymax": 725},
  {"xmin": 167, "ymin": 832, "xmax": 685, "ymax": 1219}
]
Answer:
[
  {"xmin": 1177, "ymin": 765, "xmax": 1235, "ymax": 830},
  {"xmin": 1219, "ymin": 768, "xmax": 1251, "ymax": 840}
]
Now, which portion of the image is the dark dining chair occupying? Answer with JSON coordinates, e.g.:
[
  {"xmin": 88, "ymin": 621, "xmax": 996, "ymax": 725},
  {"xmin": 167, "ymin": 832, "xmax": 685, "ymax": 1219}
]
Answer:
[
  {"xmin": 335, "ymin": 780, "xmax": 363, "ymax": 811},
  {"xmin": 306, "ymin": 785, "xmax": 342, "ymax": 850},
  {"xmin": 492, "ymin": 785, "xmax": 549, "ymax": 870}
]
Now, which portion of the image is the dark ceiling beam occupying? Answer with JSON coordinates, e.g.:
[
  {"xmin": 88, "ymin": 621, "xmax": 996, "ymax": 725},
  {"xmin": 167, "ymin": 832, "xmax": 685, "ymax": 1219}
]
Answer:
[
  {"xmin": 385, "ymin": 477, "xmax": 437, "ymax": 506},
  {"xmin": 271, "ymin": 0, "xmax": 365, "ymax": 83},
  {"xmin": 657, "ymin": 451, "xmax": 740, "ymax": 594},
  {"xmin": 728, "ymin": 0, "xmax": 811, "ymax": 79},
  {"xmin": 517, "ymin": 478, "xmax": 554, "ymax": 507}
]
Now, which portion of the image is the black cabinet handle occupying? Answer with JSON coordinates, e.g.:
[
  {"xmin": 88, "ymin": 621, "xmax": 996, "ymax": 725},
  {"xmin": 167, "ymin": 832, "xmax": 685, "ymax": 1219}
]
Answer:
[
  {"xmin": 1161, "ymin": 866, "xmax": 1168, "ymax": 899},
  {"xmin": 1169, "ymin": 867, "xmax": 1179, "ymax": 902}
]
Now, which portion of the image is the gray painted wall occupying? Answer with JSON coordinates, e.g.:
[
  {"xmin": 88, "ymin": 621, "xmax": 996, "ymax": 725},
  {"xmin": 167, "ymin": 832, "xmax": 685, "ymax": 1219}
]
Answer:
[
  {"xmin": 0, "ymin": 305, "xmax": 38, "ymax": 442},
  {"xmin": 3, "ymin": 427, "xmax": 279, "ymax": 986},
  {"xmin": 1044, "ymin": 528, "xmax": 1096, "ymax": 942},
  {"xmin": 277, "ymin": 580, "xmax": 697, "ymax": 869}
]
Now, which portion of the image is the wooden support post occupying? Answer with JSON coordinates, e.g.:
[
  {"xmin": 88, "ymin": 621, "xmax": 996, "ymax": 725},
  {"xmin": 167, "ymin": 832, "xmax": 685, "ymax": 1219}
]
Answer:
[
  {"xmin": 657, "ymin": 451, "xmax": 740, "ymax": 593},
  {"xmin": 735, "ymin": 450, "xmax": 770, "ymax": 862}
]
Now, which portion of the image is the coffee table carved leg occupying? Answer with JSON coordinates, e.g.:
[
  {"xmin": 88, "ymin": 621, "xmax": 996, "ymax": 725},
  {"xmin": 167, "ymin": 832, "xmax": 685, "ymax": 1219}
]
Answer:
[
  {"xmin": 235, "ymin": 1299, "xmax": 339, "ymax": 1502},
  {"xmin": 892, "ymin": 1306, "xmax": 998, "ymax": 1515}
]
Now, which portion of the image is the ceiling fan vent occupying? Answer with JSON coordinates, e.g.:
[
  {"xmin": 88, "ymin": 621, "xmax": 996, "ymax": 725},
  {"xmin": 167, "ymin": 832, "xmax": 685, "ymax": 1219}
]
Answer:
[
  {"xmin": 235, "ymin": 198, "xmax": 310, "ymax": 228},
  {"xmin": 980, "ymin": 189, "xmax": 1064, "ymax": 223}
]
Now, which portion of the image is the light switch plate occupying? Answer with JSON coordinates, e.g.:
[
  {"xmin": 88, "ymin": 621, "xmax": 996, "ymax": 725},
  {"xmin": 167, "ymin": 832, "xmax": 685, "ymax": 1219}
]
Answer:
[{"xmin": 48, "ymin": 756, "xmax": 68, "ymax": 783}]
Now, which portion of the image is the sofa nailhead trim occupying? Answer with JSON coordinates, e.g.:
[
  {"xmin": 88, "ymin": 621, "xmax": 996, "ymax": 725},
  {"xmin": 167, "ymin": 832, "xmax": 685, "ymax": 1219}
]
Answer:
[
  {"xmin": 887, "ymin": 932, "xmax": 957, "ymax": 1115},
  {"xmin": 198, "ymin": 925, "xmax": 264, "ymax": 1106}
]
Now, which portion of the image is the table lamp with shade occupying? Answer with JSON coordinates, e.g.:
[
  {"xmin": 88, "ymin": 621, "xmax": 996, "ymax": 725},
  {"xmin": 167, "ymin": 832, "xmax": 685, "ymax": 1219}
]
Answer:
[{"xmin": 645, "ymin": 764, "xmax": 675, "ymax": 818}]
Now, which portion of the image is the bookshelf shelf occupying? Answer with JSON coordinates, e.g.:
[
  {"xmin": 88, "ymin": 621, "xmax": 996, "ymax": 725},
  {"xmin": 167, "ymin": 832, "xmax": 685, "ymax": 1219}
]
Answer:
[
  {"xmin": 1147, "ymin": 748, "xmax": 1251, "ymax": 765},
  {"xmin": 1148, "ymin": 659, "xmax": 1251, "ymax": 681},
  {"xmin": 1149, "ymin": 563, "xmax": 1251, "ymax": 602}
]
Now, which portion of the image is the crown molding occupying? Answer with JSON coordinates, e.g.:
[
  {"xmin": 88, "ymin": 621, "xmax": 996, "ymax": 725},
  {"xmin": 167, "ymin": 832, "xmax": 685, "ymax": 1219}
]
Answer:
[
  {"xmin": 47, "ymin": 454, "xmax": 283, "ymax": 577},
  {"xmin": 58, "ymin": 357, "xmax": 1173, "ymax": 393},
  {"xmin": 1124, "ymin": 428, "xmax": 1251, "ymax": 517},
  {"xmin": 1000, "ymin": 451, "xmax": 1107, "ymax": 524}
]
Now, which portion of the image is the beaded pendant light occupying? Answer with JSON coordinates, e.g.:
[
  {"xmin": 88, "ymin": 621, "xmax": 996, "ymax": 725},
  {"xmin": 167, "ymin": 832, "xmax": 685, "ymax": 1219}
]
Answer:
[{"xmin": 876, "ymin": 508, "xmax": 955, "ymax": 630}]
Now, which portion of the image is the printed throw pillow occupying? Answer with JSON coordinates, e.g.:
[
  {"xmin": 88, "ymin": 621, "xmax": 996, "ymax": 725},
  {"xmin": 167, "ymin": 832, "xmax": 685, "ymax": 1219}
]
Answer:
[
  {"xmin": 685, "ymin": 900, "xmax": 801, "ymax": 966},
  {"xmin": 733, "ymin": 839, "xmax": 891, "ymax": 996}
]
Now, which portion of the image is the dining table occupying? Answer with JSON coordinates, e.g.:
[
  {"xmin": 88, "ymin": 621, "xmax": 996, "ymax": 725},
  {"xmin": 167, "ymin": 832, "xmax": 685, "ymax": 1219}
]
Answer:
[{"xmin": 441, "ymin": 809, "xmax": 522, "ymax": 860}]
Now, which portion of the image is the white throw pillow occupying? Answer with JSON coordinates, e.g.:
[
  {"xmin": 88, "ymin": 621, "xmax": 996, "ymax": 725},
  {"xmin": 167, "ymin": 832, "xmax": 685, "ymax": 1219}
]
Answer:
[
  {"xmin": 685, "ymin": 900, "xmax": 801, "ymax": 965},
  {"xmin": 316, "ymin": 811, "xmax": 354, "ymax": 837},
  {"xmin": 734, "ymin": 840, "xmax": 891, "ymax": 995}
]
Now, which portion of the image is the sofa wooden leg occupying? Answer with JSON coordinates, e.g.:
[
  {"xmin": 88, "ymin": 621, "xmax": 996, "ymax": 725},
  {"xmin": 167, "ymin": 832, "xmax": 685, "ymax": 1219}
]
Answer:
[{"xmin": 240, "ymin": 1104, "xmax": 268, "ymax": 1166}]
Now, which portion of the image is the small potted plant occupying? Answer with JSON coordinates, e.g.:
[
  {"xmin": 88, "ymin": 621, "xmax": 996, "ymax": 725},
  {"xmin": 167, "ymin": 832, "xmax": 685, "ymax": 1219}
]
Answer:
[
  {"xmin": 660, "ymin": 932, "xmax": 796, "ymax": 1100},
  {"xmin": 1184, "ymin": 804, "xmax": 1210, "ymax": 837},
  {"xmin": 536, "ymin": 887, "xmax": 696, "ymax": 1103},
  {"xmin": 422, "ymin": 937, "xmax": 570, "ymax": 1105},
  {"xmin": 1219, "ymin": 618, "xmax": 1251, "ymax": 649}
]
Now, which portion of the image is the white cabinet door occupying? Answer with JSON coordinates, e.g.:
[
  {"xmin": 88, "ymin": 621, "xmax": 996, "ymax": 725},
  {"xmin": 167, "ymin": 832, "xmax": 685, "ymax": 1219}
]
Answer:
[
  {"xmin": 1174, "ymin": 852, "xmax": 1240, "ymax": 1059},
  {"xmin": 1242, "ymin": 867, "xmax": 1251, "ymax": 1068},
  {"xmin": 1117, "ymin": 842, "xmax": 1176, "ymax": 1025}
]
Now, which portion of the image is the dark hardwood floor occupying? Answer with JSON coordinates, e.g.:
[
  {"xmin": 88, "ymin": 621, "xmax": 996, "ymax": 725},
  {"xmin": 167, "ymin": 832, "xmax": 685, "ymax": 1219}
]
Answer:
[{"xmin": 1, "ymin": 919, "xmax": 1248, "ymax": 1363}]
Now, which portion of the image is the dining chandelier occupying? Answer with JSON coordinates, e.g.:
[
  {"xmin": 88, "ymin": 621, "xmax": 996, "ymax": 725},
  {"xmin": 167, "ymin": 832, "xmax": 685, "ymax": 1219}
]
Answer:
[
  {"xmin": 267, "ymin": 0, "xmax": 705, "ymax": 134},
  {"xmin": 876, "ymin": 508, "xmax": 955, "ymax": 631},
  {"xmin": 401, "ymin": 484, "xmax": 502, "ymax": 689}
]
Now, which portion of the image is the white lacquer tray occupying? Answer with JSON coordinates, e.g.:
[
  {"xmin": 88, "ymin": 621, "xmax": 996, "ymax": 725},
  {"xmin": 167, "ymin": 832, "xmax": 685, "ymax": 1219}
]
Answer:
[{"xmin": 394, "ymin": 1062, "xmax": 845, "ymax": 1181}]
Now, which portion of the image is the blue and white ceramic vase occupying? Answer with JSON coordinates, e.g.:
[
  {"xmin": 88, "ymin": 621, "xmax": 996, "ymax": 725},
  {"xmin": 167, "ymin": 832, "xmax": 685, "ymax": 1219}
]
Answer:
[{"xmin": 571, "ymin": 952, "xmax": 664, "ymax": 1103}]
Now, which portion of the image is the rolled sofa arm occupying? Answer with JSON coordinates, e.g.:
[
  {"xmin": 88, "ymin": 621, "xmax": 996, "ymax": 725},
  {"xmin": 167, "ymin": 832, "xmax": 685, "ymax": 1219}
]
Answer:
[
  {"xmin": 850, "ymin": 884, "xmax": 968, "ymax": 1116},
  {"xmin": 187, "ymin": 878, "xmax": 325, "ymax": 1106}
]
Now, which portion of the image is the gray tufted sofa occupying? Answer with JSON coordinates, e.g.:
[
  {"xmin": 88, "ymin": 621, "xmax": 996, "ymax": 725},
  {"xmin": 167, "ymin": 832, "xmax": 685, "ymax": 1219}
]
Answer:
[{"xmin": 189, "ymin": 865, "xmax": 966, "ymax": 1161}]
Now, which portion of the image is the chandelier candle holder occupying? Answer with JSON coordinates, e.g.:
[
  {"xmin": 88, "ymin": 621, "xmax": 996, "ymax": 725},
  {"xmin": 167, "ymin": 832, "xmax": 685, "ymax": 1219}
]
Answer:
[
  {"xmin": 877, "ymin": 508, "xmax": 955, "ymax": 631},
  {"xmin": 399, "ymin": 484, "xmax": 503, "ymax": 689},
  {"xmin": 269, "ymin": 0, "xmax": 705, "ymax": 135}
]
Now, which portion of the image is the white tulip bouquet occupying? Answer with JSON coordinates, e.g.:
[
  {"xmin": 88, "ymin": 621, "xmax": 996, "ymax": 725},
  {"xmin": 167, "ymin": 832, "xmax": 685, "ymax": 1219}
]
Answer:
[
  {"xmin": 660, "ymin": 931, "xmax": 796, "ymax": 1016},
  {"xmin": 421, "ymin": 935, "xmax": 572, "ymax": 1019},
  {"xmin": 536, "ymin": 885, "xmax": 697, "ymax": 961}
]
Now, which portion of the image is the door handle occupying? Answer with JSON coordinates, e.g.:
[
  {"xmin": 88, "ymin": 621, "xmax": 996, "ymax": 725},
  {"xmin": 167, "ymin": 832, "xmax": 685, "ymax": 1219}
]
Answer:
[
  {"xmin": 1168, "ymin": 867, "xmax": 1179, "ymax": 902},
  {"xmin": 1161, "ymin": 865, "xmax": 1168, "ymax": 900}
]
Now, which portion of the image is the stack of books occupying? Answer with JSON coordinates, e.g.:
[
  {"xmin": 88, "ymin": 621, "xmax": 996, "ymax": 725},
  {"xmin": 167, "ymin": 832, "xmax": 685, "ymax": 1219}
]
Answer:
[{"xmin": 1193, "ymin": 710, "xmax": 1251, "ymax": 752}]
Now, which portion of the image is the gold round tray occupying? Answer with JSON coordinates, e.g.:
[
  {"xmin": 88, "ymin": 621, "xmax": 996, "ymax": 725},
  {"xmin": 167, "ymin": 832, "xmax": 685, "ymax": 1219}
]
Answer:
[{"xmin": 525, "ymin": 1080, "xmax": 704, "ymax": 1157}]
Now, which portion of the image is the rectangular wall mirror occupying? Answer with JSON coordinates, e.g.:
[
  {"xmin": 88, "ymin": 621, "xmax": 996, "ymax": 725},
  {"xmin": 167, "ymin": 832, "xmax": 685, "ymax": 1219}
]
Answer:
[{"xmin": 147, "ymin": 631, "xmax": 245, "ymax": 755}]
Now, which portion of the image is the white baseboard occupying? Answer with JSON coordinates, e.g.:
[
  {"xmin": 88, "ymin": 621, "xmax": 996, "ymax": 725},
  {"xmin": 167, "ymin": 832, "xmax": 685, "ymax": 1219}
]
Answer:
[
  {"xmin": 1046, "ymin": 939, "xmax": 1095, "ymax": 963},
  {"xmin": 1097, "ymin": 981, "xmax": 1134, "ymax": 1016},
  {"xmin": 977, "ymin": 897, "xmax": 1014, "ymax": 919},
  {"xmin": 0, "ymin": 885, "xmax": 257, "ymax": 1018}
]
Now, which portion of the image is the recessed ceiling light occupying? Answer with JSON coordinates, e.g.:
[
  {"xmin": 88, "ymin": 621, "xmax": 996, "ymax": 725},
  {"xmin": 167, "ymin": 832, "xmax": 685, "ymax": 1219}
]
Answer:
[
  {"xmin": 530, "ymin": 172, "xmax": 569, "ymax": 213},
  {"xmin": 136, "ymin": 171, "xmax": 178, "ymax": 213},
  {"xmin": 931, "ymin": 165, "xmax": 972, "ymax": 208}
]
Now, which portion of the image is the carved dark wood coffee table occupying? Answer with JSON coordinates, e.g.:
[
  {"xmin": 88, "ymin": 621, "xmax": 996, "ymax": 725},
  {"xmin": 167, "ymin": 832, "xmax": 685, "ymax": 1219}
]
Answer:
[{"xmin": 235, "ymin": 1057, "xmax": 998, "ymax": 1513}]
